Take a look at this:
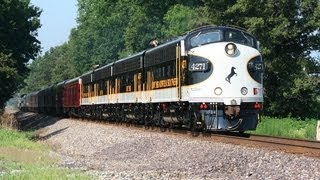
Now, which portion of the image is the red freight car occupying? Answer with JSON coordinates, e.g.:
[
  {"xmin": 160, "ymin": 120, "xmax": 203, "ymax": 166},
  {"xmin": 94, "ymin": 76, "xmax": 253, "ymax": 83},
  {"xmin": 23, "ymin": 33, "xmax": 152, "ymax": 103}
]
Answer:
[{"xmin": 63, "ymin": 77, "xmax": 81, "ymax": 116}]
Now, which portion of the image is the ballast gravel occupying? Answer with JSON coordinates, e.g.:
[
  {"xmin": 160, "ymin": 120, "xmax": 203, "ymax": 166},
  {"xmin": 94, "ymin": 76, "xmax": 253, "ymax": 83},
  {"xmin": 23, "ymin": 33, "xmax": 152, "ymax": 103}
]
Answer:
[{"xmin": 38, "ymin": 119, "xmax": 320, "ymax": 179}]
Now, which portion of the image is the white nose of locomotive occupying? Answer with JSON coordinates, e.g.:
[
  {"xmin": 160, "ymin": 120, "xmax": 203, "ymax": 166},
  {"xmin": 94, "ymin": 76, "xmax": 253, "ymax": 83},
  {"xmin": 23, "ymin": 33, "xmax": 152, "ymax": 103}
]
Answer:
[
  {"xmin": 218, "ymin": 42, "xmax": 263, "ymax": 102},
  {"xmin": 187, "ymin": 42, "xmax": 263, "ymax": 103}
]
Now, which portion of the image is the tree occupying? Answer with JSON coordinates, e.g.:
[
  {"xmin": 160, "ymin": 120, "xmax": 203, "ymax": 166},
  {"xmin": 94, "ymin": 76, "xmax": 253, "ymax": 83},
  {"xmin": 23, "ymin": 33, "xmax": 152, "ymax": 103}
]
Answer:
[
  {"xmin": 162, "ymin": 4, "xmax": 209, "ymax": 38},
  {"xmin": 21, "ymin": 43, "xmax": 77, "ymax": 94},
  {"xmin": 202, "ymin": 0, "xmax": 320, "ymax": 118},
  {"xmin": 21, "ymin": 0, "xmax": 319, "ymax": 118},
  {"xmin": 0, "ymin": 0, "xmax": 41, "ymax": 112}
]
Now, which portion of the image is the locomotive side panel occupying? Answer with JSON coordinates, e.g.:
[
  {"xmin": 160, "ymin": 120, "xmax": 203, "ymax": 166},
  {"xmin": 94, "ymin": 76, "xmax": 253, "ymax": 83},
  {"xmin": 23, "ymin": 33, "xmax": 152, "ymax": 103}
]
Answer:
[{"xmin": 144, "ymin": 40, "xmax": 181, "ymax": 103}]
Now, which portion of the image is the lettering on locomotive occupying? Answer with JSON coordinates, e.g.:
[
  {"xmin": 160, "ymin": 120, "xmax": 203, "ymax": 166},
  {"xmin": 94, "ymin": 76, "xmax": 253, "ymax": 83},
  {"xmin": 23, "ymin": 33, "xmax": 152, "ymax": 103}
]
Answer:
[{"xmin": 151, "ymin": 77, "xmax": 177, "ymax": 89}]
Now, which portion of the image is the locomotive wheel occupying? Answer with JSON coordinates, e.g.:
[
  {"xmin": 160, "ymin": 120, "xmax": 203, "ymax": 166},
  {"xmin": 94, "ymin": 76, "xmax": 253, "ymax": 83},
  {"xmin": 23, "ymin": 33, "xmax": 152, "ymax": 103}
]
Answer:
[
  {"xmin": 144, "ymin": 116, "xmax": 152, "ymax": 129},
  {"xmin": 158, "ymin": 114, "xmax": 168, "ymax": 132},
  {"xmin": 144, "ymin": 104, "xmax": 155, "ymax": 129},
  {"xmin": 190, "ymin": 112, "xmax": 201, "ymax": 137},
  {"xmin": 202, "ymin": 123, "xmax": 212, "ymax": 136},
  {"xmin": 191, "ymin": 123, "xmax": 200, "ymax": 137},
  {"xmin": 98, "ymin": 108, "xmax": 103, "ymax": 120},
  {"xmin": 144, "ymin": 119, "xmax": 150, "ymax": 129},
  {"xmin": 123, "ymin": 111, "xmax": 130, "ymax": 126}
]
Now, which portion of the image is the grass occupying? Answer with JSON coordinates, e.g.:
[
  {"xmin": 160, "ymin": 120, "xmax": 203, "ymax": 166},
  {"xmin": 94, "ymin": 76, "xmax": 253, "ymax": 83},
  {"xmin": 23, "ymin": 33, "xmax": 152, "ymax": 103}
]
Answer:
[
  {"xmin": 251, "ymin": 116, "xmax": 318, "ymax": 140},
  {"xmin": 0, "ymin": 128, "xmax": 44, "ymax": 150},
  {"xmin": 0, "ymin": 128, "xmax": 93, "ymax": 179},
  {"xmin": 0, "ymin": 159, "xmax": 91, "ymax": 180}
]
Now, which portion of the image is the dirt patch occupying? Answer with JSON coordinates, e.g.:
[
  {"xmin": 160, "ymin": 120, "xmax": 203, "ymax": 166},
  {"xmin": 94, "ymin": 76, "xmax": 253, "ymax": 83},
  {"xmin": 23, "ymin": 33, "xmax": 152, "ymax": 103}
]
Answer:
[
  {"xmin": 0, "ymin": 147, "xmax": 58, "ymax": 165},
  {"xmin": 0, "ymin": 111, "xmax": 17, "ymax": 129}
]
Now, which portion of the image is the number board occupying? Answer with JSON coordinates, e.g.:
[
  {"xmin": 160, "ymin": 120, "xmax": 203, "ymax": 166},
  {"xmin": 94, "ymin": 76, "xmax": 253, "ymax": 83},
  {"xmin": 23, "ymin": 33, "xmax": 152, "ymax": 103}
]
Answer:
[{"xmin": 188, "ymin": 62, "xmax": 208, "ymax": 71}]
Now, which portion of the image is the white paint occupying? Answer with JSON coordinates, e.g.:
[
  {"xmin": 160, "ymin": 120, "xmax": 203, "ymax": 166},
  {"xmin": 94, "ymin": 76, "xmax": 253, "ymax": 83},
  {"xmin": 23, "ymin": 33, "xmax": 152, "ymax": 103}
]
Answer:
[{"xmin": 184, "ymin": 43, "xmax": 263, "ymax": 103}]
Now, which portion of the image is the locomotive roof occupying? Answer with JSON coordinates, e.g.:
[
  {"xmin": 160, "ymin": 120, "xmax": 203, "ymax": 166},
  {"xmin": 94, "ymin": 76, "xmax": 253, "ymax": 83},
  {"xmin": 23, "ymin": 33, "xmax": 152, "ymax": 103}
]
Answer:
[
  {"xmin": 186, "ymin": 25, "xmax": 256, "ymax": 39},
  {"xmin": 115, "ymin": 51, "xmax": 144, "ymax": 64},
  {"xmin": 57, "ymin": 80, "xmax": 67, "ymax": 86},
  {"xmin": 27, "ymin": 91, "xmax": 39, "ymax": 96},
  {"xmin": 145, "ymin": 36, "xmax": 185, "ymax": 54},
  {"xmin": 81, "ymin": 70, "xmax": 93, "ymax": 77},
  {"xmin": 187, "ymin": 25, "xmax": 244, "ymax": 33},
  {"xmin": 94, "ymin": 62, "xmax": 113, "ymax": 72},
  {"xmin": 65, "ymin": 76, "xmax": 80, "ymax": 85}
]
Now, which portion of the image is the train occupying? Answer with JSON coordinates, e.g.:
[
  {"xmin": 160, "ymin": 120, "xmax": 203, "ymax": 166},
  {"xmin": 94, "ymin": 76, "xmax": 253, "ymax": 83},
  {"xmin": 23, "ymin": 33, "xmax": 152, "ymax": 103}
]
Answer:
[{"xmin": 19, "ymin": 25, "xmax": 263, "ymax": 133}]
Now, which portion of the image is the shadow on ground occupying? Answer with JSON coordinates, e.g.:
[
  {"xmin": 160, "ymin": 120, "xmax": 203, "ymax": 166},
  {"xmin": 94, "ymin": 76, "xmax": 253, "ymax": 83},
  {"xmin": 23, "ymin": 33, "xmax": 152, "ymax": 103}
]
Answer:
[
  {"xmin": 14, "ymin": 111, "xmax": 62, "ymax": 131},
  {"xmin": 0, "ymin": 109, "xmax": 62, "ymax": 132}
]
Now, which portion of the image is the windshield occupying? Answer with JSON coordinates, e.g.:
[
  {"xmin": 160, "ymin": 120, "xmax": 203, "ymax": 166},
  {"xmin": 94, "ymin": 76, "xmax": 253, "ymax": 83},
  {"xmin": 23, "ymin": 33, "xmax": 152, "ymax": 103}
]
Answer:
[
  {"xmin": 187, "ymin": 27, "xmax": 258, "ymax": 49},
  {"xmin": 224, "ymin": 30, "xmax": 256, "ymax": 48},
  {"xmin": 190, "ymin": 31, "xmax": 222, "ymax": 47}
]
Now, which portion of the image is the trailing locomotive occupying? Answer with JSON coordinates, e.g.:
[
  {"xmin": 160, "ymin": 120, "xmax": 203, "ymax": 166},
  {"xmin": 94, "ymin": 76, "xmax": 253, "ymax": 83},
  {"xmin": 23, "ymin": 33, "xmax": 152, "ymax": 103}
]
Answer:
[{"xmin": 20, "ymin": 25, "xmax": 263, "ymax": 133}]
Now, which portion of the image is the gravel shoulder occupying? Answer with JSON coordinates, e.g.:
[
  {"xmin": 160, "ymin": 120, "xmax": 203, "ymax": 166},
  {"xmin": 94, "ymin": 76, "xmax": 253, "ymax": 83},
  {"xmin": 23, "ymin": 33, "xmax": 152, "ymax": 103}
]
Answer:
[{"xmin": 34, "ymin": 117, "xmax": 320, "ymax": 179}]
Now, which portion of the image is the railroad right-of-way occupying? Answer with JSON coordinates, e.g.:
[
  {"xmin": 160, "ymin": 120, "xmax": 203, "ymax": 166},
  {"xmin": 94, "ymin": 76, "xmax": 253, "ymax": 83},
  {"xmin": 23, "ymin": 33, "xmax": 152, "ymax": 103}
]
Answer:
[{"xmin": 11, "ymin": 111, "xmax": 317, "ymax": 179}]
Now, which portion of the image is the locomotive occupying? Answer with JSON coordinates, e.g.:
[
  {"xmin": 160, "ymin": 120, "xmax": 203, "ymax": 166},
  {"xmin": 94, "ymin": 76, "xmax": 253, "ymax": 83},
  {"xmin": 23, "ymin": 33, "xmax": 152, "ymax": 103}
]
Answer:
[{"xmin": 20, "ymin": 25, "xmax": 263, "ymax": 133}]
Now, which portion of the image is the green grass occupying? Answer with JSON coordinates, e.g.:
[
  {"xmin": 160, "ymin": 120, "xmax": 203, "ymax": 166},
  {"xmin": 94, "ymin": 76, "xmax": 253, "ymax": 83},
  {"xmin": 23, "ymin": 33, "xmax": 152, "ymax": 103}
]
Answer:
[
  {"xmin": 251, "ymin": 116, "xmax": 318, "ymax": 140},
  {"xmin": 0, "ymin": 127, "xmax": 93, "ymax": 179},
  {"xmin": 0, "ymin": 158, "xmax": 91, "ymax": 180},
  {"xmin": 0, "ymin": 128, "xmax": 45, "ymax": 150}
]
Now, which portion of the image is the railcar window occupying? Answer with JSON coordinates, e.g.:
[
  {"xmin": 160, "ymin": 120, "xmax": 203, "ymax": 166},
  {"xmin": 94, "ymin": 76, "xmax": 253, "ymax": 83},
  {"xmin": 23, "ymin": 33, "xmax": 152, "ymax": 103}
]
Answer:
[
  {"xmin": 224, "ymin": 30, "xmax": 255, "ymax": 48},
  {"xmin": 83, "ymin": 85, "xmax": 88, "ymax": 93},
  {"xmin": 167, "ymin": 65, "xmax": 171, "ymax": 77},
  {"xmin": 190, "ymin": 31, "xmax": 221, "ymax": 47},
  {"xmin": 98, "ymin": 80, "xmax": 106, "ymax": 95},
  {"xmin": 153, "ymin": 62, "xmax": 176, "ymax": 80},
  {"xmin": 91, "ymin": 84, "xmax": 94, "ymax": 92},
  {"xmin": 162, "ymin": 67, "xmax": 166, "ymax": 77}
]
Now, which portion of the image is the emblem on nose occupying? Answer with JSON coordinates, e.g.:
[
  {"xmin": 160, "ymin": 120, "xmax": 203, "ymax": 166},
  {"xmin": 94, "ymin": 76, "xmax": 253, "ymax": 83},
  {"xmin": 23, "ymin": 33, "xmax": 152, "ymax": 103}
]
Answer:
[{"xmin": 225, "ymin": 67, "xmax": 237, "ymax": 84}]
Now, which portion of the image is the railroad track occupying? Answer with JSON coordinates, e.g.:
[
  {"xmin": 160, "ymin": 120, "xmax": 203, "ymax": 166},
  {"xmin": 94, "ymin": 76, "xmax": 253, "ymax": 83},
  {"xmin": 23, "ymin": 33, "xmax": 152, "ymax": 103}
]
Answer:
[
  {"xmin": 99, "ymin": 121, "xmax": 320, "ymax": 158},
  {"xmin": 241, "ymin": 134, "xmax": 320, "ymax": 150},
  {"xmin": 81, "ymin": 119, "xmax": 320, "ymax": 158},
  {"xmin": 14, "ymin": 111, "xmax": 320, "ymax": 158},
  {"xmin": 201, "ymin": 132, "xmax": 320, "ymax": 158}
]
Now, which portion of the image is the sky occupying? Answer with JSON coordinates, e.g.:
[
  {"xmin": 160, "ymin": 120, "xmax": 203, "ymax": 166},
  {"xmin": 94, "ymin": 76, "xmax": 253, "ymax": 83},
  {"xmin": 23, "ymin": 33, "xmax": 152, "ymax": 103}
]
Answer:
[{"xmin": 31, "ymin": 0, "xmax": 78, "ymax": 54}]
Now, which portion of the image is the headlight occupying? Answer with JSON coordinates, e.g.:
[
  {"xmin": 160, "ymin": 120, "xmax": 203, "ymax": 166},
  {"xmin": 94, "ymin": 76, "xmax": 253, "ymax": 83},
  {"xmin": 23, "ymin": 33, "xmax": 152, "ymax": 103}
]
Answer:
[
  {"xmin": 241, "ymin": 87, "xmax": 248, "ymax": 95},
  {"xmin": 214, "ymin": 87, "xmax": 222, "ymax": 95},
  {"xmin": 225, "ymin": 43, "xmax": 237, "ymax": 56}
]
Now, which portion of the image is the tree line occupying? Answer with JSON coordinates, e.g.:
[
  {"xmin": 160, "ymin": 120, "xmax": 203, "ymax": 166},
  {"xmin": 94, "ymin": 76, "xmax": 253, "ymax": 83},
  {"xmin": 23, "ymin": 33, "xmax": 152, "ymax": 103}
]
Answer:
[
  {"xmin": 4, "ymin": 0, "xmax": 320, "ymax": 118},
  {"xmin": 0, "ymin": 0, "xmax": 41, "ymax": 113}
]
